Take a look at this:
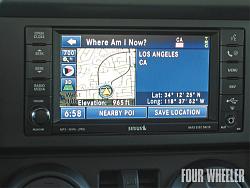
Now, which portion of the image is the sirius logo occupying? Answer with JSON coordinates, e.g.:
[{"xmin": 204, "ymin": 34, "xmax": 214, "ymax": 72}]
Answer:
[{"xmin": 128, "ymin": 125, "xmax": 147, "ymax": 131}]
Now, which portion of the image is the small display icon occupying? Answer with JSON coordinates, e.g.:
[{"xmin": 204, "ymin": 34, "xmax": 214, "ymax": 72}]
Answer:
[
  {"xmin": 61, "ymin": 36, "xmax": 81, "ymax": 48},
  {"xmin": 60, "ymin": 50, "xmax": 77, "ymax": 63},
  {"xmin": 175, "ymin": 37, "xmax": 184, "ymax": 48},
  {"xmin": 61, "ymin": 64, "xmax": 76, "ymax": 77},
  {"xmin": 62, "ymin": 56, "xmax": 76, "ymax": 63},
  {"xmin": 61, "ymin": 78, "xmax": 76, "ymax": 91},
  {"xmin": 98, "ymin": 84, "xmax": 113, "ymax": 99}
]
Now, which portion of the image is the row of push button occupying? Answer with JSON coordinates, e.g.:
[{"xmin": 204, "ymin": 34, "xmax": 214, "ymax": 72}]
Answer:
[
  {"xmin": 219, "ymin": 29, "xmax": 244, "ymax": 132},
  {"xmin": 25, "ymin": 27, "xmax": 53, "ymax": 134},
  {"xmin": 25, "ymin": 27, "xmax": 52, "ymax": 95},
  {"xmin": 25, "ymin": 27, "xmax": 52, "ymax": 80}
]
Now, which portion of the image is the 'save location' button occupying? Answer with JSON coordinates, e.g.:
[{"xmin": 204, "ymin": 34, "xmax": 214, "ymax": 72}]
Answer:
[{"xmin": 148, "ymin": 106, "xmax": 207, "ymax": 118}]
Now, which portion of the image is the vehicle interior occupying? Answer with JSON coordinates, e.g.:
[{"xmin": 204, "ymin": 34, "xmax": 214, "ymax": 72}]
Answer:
[{"xmin": 0, "ymin": 0, "xmax": 249, "ymax": 187}]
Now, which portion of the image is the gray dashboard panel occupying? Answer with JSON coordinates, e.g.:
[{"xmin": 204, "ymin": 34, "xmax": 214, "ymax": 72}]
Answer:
[{"xmin": 0, "ymin": 0, "xmax": 249, "ymax": 20}]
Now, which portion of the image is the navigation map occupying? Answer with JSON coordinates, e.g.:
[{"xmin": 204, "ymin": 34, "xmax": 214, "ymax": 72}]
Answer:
[{"xmin": 76, "ymin": 48, "xmax": 136, "ymax": 102}]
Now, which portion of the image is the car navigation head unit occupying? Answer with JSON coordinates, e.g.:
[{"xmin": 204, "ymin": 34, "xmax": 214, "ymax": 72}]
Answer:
[{"xmin": 24, "ymin": 28, "xmax": 244, "ymax": 135}]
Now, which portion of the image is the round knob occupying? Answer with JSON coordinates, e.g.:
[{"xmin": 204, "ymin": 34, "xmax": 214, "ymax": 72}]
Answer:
[{"xmin": 31, "ymin": 108, "xmax": 50, "ymax": 125}]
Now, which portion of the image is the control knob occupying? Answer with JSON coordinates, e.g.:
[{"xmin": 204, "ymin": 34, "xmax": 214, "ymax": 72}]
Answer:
[{"xmin": 31, "ymin": 107, "xmax": 50, "ymax": 125}]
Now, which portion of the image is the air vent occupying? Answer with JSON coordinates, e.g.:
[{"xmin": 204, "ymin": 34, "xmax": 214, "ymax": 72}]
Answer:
[
  {"xmin": 99, "ymin": 169, "xmax": 159, "ymax": 188},
  {"xmin": 99, "ymin": 171, "xmax": 119, "ymax": 188},
  {"xmin": 138, "ymin": 170, "xmax": 159, "ymax": 188}
]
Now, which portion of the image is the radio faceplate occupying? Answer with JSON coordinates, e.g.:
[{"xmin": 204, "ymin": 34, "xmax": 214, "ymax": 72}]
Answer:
[{"xmin": 24, "ymin": 28, "xmax": 244, "ymax": 136}]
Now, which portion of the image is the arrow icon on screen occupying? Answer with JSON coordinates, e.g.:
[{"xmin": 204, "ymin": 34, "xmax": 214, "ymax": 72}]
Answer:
[{"xmin": 67, "ymin": 38, "xmax": 77, "ymax": 46}]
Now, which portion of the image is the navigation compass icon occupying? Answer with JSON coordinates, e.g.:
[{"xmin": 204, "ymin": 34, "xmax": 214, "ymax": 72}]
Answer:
[{"xmin": 99, "ymin": 84, "xmax": 113, "ymax": 99}]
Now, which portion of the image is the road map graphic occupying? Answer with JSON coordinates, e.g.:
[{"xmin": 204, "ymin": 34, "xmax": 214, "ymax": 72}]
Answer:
[{"xmin": 76, "ymin": 48, "xmax": 136, "ymax": 101}]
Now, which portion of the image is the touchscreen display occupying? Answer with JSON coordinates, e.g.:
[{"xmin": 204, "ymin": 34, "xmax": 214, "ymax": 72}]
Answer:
[{"xmin": 59, "ymin": 34, "xmax": 210, "ymax": 120}]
